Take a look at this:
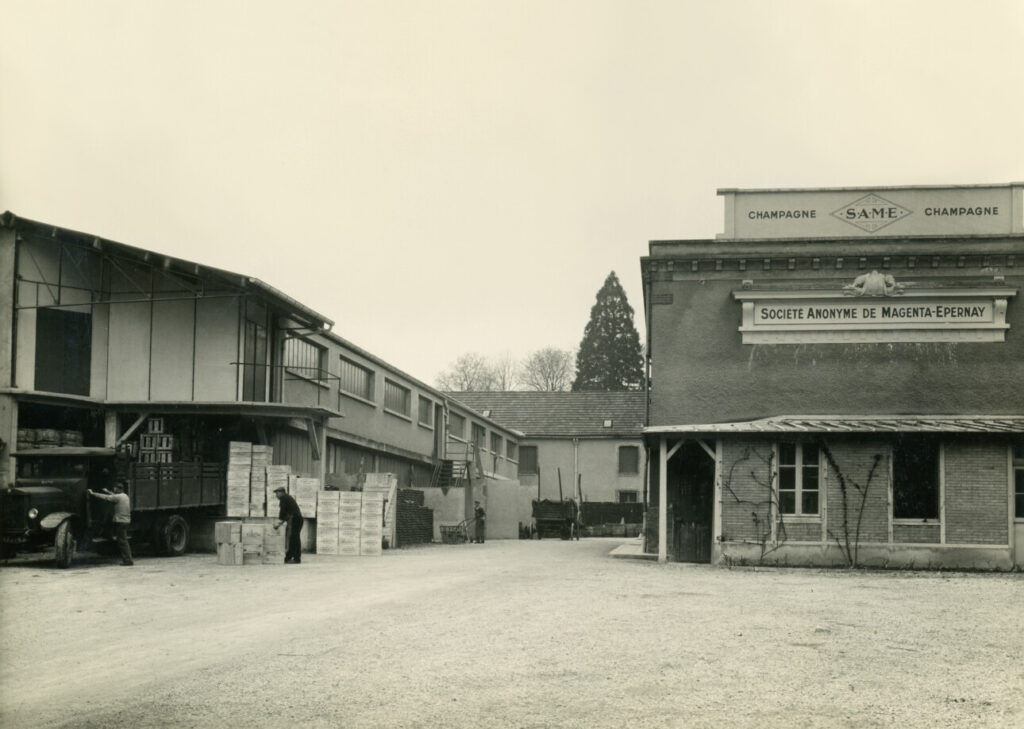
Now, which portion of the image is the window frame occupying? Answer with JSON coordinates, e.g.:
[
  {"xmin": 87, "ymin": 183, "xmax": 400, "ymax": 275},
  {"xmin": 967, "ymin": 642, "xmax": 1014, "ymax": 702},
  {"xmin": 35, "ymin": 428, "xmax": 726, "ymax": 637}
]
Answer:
[
  {"xmin": 283, "ymin": 336, "xmax": 328, "ymax": 386},
  {"xmin": 1012, "ymin": 440, "xmax": 1023, "ymax": 521},
  {"xmin": 490, "ymin": 432, "xmax": 503, "ymax": 455},
  {"xmin": 617, "ymin": 445, "xmax": 640, "ymax": 475},
  {"xmin": 518, "ymin": 445, "xmax": 538, "ymax": 475},
  {"xmin": 417, "ymin": 396, "xmax": 434, "ymax": 428},
  {"xmin": 338, "ymin": 356, "xmax": 375, "ymax": 405},
  {"xmin": 617, "ymin": 490, "xmax": 639, "ymax": 504},
  {"xmin": 775, "ymin": 442, "xmax": 821, "ymax": 518},
  {"xmin": 506, "ymin": 440, "xmax": 518, "ymax": 462},
  {"xmin": 449, "ymin": 412, "xmax": 466, "ymax": 440},
  {"xmin": 892, "ymin": 436, "xmax": 941, "ymax": 522},
  {"xmin": 383, "ymin": 378, "xmax": 412, "ymax": 420}
]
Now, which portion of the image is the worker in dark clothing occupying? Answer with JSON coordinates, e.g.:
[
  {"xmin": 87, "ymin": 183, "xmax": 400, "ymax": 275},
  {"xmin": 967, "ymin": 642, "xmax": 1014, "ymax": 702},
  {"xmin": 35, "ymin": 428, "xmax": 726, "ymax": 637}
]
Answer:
[
  {"xmin": 87, "ymin": 481, "xmax": 133, "ymax": 566},
  {"xmin": 473, "ymin": 500, "xmax": 486, "ymax": 544},
  {"xmin": 272, "ymin": 487, "xmax": 303, "ymax": 563}
]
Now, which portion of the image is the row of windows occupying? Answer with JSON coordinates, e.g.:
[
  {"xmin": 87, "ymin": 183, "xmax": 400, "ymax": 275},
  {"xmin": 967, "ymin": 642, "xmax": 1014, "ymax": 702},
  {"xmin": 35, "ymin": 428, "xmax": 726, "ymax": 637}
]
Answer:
[{"xmin": 518, "ymin": 445, "xmax": 641, "ymax": 476}]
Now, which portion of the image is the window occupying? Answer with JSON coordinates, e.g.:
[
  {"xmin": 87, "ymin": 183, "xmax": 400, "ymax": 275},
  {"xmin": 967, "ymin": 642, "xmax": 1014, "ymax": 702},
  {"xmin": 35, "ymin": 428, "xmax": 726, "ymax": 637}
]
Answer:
[
  {"xmin": 242, "ymin": 318, "xmax": 268, "ymax": 402},
  {"xmin": 471, "ymin": 423, "xmax": 486, "ymax": 448},
  {"xmin": 490, "ymin": 432, "xmax": 502, "ymax": 454},
  {"xmin": 777, "ymin": 442, "xmax": 820, "ymax": 516},
  {"xmin": 506, "ymin": 441, "xmax": 517, "ymax": 461},
  {"xmin": 1013, "ymin": 441, "xmax": 1024, "ymax": 519},
  {"xmin": 519, "ymin": 445, "xmax": 538, "ymax": 474},
  {"xmin": 893, "ymin": 435, "xmax": 940, "ymax": 520},
  {"xmin": 618, "ymin": 490, "xmax": 639, "ymax": 504},
  {"xmin": 418, "ymin": 396, "xmax": 433, "ymax": 427},
  {"xmin": 383, "ymin": 379, "xmax": 411, "ymax": 416},
  {"xmin": 449, "ymin": 412, "xmax": 466, "ymax": 439},
  {"xmin": 35, "ymin": 308, "xmax": 91, "ymax": 396},
  {"xmin": 618, "ymin": 445, "xmax": 640, "ymax": 475},
  {"xmin": 339, "ymin": 357, "xmax": 374, "ymax": 402},
  {"xmin": 284, "ymin": 337, "xmax": 326, "ymax": 382}
]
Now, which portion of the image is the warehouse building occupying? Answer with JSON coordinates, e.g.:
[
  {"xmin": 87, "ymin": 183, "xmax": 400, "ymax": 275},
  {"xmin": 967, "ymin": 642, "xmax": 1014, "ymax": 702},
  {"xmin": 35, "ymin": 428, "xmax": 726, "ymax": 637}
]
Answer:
[
  {"xmin": 0, "ymin": 212, "xmax": 520, "ymax": 552},
  {"xmin": 642, "ymin": 183, "xmax": 1024, "ymax": 569}
]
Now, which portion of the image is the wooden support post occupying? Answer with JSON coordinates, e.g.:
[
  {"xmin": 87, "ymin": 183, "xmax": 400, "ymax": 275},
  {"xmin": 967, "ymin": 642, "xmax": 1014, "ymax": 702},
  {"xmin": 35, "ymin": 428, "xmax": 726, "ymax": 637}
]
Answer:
[{"xmin": 659, "ymin": 437, "xmax": 667, "ymax": 563}]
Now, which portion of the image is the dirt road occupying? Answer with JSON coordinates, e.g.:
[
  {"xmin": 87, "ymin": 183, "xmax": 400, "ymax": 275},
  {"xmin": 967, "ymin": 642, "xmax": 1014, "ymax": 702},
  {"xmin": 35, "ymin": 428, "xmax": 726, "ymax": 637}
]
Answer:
[{"xmin": 1, "ymin": 539, "xmax": 1022, "ymax": 728}]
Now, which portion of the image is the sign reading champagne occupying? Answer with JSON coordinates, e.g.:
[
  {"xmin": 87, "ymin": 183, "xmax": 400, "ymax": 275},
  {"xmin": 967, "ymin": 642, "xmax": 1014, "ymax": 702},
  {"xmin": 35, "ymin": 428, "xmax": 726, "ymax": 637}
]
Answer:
[{"xmin": 734, "ymin": 285, "xmax": 1015, "ymax": 344}]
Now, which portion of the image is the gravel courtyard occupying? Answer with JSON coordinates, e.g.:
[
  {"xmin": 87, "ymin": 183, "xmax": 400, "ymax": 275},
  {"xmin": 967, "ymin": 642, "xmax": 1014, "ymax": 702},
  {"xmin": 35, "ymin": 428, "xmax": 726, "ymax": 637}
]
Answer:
[{"xmin": 1, "ymin": 538, "xmax": 1021, "ymax": 729}]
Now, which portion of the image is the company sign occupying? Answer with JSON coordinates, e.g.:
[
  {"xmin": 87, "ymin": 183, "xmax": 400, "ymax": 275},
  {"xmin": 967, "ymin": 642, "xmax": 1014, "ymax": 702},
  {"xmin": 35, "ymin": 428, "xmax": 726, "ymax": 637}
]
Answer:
[{"xmin": 719, "ymin": 184, "xmax": 1023, "ymax": 239}]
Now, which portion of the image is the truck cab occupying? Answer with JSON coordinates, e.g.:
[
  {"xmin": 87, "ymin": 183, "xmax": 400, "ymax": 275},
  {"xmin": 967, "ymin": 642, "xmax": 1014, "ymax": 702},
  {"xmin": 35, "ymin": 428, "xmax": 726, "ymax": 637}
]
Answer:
[{"xmin": 2, "ymin": 448, "xmax": 123, "ymax": 566}]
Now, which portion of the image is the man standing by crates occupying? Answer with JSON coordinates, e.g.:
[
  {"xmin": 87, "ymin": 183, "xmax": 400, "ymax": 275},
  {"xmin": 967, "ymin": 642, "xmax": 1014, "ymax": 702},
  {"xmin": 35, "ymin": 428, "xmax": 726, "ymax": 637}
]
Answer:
[
  {"xmin": 473, "ymin": 500, "xmax": 486, "ymax": 544},
  {"xmin": 272, "ymin": 487, "xmax": 303, "ymax": 563}
]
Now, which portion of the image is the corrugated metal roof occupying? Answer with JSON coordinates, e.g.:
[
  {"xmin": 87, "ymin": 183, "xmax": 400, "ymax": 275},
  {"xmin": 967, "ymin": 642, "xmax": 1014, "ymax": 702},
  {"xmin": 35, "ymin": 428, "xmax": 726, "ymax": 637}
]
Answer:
[
  {"xmin": 447, "ymin": 391, "xmax": 646, "ymax": 438},
  {"xmin": 646, "ymin": 415, "xmax": 1024, "ymax": 434}
]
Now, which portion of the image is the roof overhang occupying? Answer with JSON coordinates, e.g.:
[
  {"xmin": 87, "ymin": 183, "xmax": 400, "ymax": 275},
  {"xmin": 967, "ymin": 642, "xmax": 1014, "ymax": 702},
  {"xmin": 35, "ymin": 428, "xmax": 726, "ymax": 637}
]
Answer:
[
  {"xmin": 645, "ymin": 415, "xmax": 1024, "ymax": 435},
  {"xmin": 1, "ymin": 390, "xmax": 341, "ymax": 420}
]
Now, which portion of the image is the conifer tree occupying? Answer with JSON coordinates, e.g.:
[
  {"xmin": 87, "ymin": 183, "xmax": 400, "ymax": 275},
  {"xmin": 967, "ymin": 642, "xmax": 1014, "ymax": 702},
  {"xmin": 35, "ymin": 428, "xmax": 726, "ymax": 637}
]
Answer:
[{"xmin": 572, "ymin": 271, "xmax": 644, "ymax": 391}]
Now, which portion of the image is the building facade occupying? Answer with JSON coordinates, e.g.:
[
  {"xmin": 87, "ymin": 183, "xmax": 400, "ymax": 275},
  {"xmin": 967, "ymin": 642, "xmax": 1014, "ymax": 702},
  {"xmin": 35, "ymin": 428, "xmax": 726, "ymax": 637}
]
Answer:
[
  {"xmin": 642, "ymin": 183, "xmax": 1024, "ymax": 569},
  {"xmin": 0, "ymin": 213, "xmax": 519, "ymax": 548},
  {"xmin": 449, "ymin": 391, "xmax": 646, "ymax": 505}
]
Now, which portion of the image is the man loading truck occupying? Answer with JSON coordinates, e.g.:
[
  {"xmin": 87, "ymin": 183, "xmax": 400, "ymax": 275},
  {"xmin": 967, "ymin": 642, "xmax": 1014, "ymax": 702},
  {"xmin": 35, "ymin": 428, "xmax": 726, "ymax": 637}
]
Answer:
[{"xmin": 87, "ymin": 482, "xmax": 133, "ymax": 566}]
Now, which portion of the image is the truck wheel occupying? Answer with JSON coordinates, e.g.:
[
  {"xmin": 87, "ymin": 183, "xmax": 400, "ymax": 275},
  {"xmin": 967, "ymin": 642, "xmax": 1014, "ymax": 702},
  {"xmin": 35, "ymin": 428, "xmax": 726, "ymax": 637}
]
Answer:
[
  {"xmin": 154, "ymin": 515, "xmax": 189, "ymax": 557},
  {"xmin": 54, "ymin": 521, "xmax": 76, "ymax": 568}
]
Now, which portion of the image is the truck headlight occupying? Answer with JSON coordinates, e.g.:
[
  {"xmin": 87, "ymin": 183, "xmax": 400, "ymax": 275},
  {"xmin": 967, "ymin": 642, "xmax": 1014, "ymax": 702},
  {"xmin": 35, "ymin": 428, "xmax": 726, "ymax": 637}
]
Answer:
[{"xmin": 27, "ymin": 508, "xmax": 38, "ymax": 520}]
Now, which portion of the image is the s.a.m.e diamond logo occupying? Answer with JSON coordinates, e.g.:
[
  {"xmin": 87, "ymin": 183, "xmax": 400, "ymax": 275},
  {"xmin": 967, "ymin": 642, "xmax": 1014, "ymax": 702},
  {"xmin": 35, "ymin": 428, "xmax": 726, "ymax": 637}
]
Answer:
[{"xmin": 831, "ymin": 193, "xmax": 911, "ymax": 233}]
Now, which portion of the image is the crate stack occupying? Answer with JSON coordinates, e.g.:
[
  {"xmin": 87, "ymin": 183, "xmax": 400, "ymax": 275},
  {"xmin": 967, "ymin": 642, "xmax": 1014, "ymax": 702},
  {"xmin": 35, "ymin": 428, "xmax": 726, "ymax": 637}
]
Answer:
[
  {"xmin": 363, "ymin": 473, "xmax": 398, "ymax": 549},
  {"xmin": 294, "ymin": 477, "xmax": 320, "ymax": 518},
  {"xmin": 226, "ymin": 442, "xmax": 252, "ymax": 517},
  {"xmin": 215, "ymin": 520, "xmax": 243, "ymax": 565},
  {"xmin": 249, "ymin": 445, "xmax": 273, "ymax": 517},
  {"xmin": 338, "ymin": 491, "xmax": 362, "ymax": 556},
  {"xmin": 138, "ymin": 418, "xmax": 174, "ymax": 463},
  {"xmin": 360, "ymin": 492, "xmax": 385, "ymax": 556},
  {"xmin": 262, "ymin": 521, "xmax": 286, "ymax": 564},
  {"xmin": 265, "ymin": 465, "xmax": 292, "ymax": 507},
  {"xmin": 315, "ymin": 490, "xmax": 341, "ymax": 555},
  {"xmin": 241, "ymin": 521, "xmax": 267, "ymax": 564}
]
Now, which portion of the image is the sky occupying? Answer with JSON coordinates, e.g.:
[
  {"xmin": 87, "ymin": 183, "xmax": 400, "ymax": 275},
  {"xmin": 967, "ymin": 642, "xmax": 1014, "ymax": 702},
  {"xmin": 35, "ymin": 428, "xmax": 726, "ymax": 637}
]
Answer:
[{"xmin": 2, "ymin": 1, "xmax": 1022, "ymax": 387}]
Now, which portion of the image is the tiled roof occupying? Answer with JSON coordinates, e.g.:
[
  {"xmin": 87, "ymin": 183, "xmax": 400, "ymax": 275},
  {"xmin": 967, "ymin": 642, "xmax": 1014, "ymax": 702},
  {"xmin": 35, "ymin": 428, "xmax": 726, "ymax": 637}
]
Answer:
[
  {"xmin": 447, "ymin": 391, "xmax": 646, "ymax": 438},
  {"xmin": 646, "ymin": 415, "xmax": 1024, "ymax": 434}
]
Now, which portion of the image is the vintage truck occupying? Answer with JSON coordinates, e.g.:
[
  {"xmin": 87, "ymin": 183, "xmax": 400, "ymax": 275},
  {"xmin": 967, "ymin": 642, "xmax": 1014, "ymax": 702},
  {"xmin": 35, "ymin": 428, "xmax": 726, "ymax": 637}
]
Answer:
[{"xmin": 1, "ymin": 447, "xmax": 226, "ymax": 567}]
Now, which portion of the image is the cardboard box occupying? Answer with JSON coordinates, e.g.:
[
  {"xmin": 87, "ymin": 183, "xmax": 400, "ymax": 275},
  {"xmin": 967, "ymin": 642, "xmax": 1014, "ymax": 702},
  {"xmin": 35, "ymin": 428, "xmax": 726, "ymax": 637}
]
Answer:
[
  {"xmin": 216, "ymin": 542, "xmax": 244, "ymax": 566},
  {"xmin": 215, "ymin": 521, "xmax": 242, "ymax": 544}
]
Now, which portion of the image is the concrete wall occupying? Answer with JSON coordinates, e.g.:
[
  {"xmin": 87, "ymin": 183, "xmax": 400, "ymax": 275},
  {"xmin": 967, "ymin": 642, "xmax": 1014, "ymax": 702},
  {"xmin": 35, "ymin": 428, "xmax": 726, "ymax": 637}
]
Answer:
[{"xmin": 518, "ymin": 437, "xmax": 646, "ymax": 503}]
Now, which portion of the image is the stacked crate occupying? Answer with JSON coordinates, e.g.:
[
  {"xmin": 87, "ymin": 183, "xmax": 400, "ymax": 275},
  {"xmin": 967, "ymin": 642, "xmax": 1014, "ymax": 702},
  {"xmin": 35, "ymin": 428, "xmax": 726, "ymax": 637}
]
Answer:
[
  {"xmin": 139, "ymin": 418, "xmax": 174, "ymax": 463},
  {"xmin": 360, "ymin": 492, "xmax": 385, "ymax": 557},
  {"xmin": 315, "ymin": 490, "xmax": 341, "ymax": 555},
  {"xmin": 241, "ymin": 521, "xmax": 266, "ymax": 564},
  {"xmin": 266, "ymin": 465, "xmax": 292, "ymax": 507},
  {"xmin": 262, "ymin": 520, "xmax": 287, "ymax": 564},
  {"xmin": 363, "ymin": 473, "xmax": 398, "ymax": 549},
  {"xmin": 338, "ymin": 491, "xmax": 362, "ymax": 556},
  {"xmin": 226, "ymin": 442, "xmax": 252, "ymax": 518},
  {"xmin": 215, "ymin": 520, "xmax": 243, "ymax": 565},
  {"xmin": 294, "ymin": 477, "xmax": 320, "ymax": 518},
  {"xmin": 249, "ymin": 445, "xmax": 272, "ymax": 517}
]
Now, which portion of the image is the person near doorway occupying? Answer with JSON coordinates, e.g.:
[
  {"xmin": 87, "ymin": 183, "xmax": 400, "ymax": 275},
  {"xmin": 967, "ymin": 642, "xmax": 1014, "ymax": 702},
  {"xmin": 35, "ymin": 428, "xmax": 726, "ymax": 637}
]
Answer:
[
  {"xmin": 272, "ymin": 487, "xmax": 304, "ymax": 563},
  {"xmin": 87, "ymin": 481, "xmax": 133, "ymax": 566},
  {"xmin": 473, "ymin": 500, "xmax": 486, "ymax": 544}
]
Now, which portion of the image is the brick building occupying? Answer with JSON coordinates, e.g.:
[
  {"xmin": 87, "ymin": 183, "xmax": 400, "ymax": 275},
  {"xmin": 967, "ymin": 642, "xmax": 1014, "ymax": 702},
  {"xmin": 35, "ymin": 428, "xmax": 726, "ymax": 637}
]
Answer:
[{"xmin": 642, "ymin": 183, "xmax": 1024, "ymax": 568}]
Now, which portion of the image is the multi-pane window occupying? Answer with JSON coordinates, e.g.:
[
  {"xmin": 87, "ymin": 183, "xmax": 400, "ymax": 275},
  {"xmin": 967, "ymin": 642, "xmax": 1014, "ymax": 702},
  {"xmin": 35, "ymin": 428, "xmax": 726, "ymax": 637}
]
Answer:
[
  {"xmin": 284, "ymin": 337, "xmax": 326, "ymax": 381},
  {"xmin": 618, "ymin": 490, "xmax": 639, "ymax": 504},
  {"xmin": 777, "ymin": 442, "xmax": 820, "ymax": 516},
  {"xmin": 383, "ymin": 379, "xmax": 411, "ymax": 416},
  {"xmin": 418, "ymin": 396, "xmax": 433, "ymax": 426},
  {"xmin": 893, "ymin": 436, "xmax": 940, "ymax": 520},
  {"xmin": 519, "ymin": 445, "xmax": 538, "ymax": 474},
  {"xmin": 618, "ymin": 445, "xmax": 640, "ymax": 475},
  {"xmin": 506, "ymin": 441, "xmax": 517, "ymax": 461},
  {"xmin": 449, "ymin": 412, "xmax": 466, "ymax": 439},
  {"xmin": 339, "ymin": 357, "xmax": 374, "ymax": 401},
  {"xmin": 490, "ymin": 432, "xmax": 503, "ymax": 454}
]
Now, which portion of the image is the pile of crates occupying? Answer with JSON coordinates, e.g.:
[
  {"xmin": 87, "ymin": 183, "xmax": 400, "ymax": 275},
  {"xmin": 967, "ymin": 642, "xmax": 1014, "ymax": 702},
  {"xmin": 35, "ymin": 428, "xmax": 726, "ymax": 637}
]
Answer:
[
  {"xmin": 225, "ymin": 441, "xmax": 314, "ymax": 519},
  {"xmin": 313, "ymin": 486, "xmax": 385, "ymax": 557},
  {"xmin": 215, "ymin": 519, "xmax": 286, "ymax": 566},
  {"xmin": 138, "ymin": 418, "xmax": 174, "ymax": 463}
]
